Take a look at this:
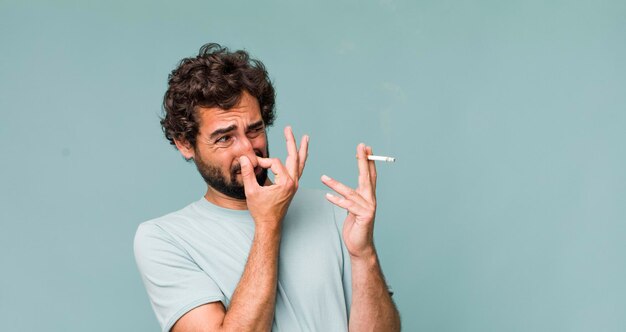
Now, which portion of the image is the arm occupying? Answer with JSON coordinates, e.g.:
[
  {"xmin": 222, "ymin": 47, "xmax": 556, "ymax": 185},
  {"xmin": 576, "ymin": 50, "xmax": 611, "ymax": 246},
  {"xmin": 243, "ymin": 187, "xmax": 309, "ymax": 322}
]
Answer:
[
  {"xmin": 349, "ymin": 251, "xmax": 400, "ymax": 331},
  {"xmin": 322, "ymin": 144, "xmax": 401, "ymax": 332},
  {"xmin": 173, "ymin": 127, "xmax": 308, "ymax": 332},
  {"xmin": 172, "ymin": 225, "xmax": 280, "ymax": 332}
]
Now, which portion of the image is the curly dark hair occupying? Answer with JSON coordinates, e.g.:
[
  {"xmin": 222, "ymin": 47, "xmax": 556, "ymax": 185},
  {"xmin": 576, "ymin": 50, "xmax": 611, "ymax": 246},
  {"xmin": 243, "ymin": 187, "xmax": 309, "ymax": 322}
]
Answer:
[{"xmin": 161, "ymin": 43, "xmax": 276, "ymax": 148}]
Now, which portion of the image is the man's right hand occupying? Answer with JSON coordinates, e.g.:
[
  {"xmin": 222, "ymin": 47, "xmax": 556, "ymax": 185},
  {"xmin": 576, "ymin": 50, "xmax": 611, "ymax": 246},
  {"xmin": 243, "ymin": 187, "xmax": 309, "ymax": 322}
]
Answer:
[
  {"xmin": 239, "ymin": 126, "xmax": 309, "ymax": 228},
  {"xmin": 172, "ymin": 127, "xmax": 309, "ymax": 332}
]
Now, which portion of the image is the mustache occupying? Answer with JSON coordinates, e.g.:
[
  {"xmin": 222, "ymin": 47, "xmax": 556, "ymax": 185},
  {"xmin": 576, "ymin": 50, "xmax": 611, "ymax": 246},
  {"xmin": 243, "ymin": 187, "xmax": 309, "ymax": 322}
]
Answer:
[{"xmin": 231, "ymin": 150, "xmax": 265, "ymax": 174}]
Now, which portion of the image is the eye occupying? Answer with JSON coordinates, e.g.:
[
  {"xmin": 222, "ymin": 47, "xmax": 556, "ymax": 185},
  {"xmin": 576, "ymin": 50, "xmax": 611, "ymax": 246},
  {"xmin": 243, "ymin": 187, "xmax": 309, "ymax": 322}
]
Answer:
[
  {"xmin": 216, "ymin": 135, "xmax": 231, "ymax": 143},
  {"xmin": 248, "ymin": 126, "xmax": 264, "ymax": 137}
]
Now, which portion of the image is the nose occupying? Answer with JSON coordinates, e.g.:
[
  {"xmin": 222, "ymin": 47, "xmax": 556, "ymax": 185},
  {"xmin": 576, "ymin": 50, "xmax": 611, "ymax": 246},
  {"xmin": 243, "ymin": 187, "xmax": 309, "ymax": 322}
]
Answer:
[{"xmin": 235, "ymin": 136, "xmax": 257, "ymax": 166}]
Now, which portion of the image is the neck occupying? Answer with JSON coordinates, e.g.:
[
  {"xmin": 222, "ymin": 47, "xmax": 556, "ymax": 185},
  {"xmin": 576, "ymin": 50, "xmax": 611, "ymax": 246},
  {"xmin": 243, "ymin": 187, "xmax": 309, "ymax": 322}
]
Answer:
[
  {"xmin": 203, "ymin": 178, "xmax": 273, "ymax": 210},
  {"xmin": 204, "ymin": 187, "xmax": 248, "ymax": 210}
]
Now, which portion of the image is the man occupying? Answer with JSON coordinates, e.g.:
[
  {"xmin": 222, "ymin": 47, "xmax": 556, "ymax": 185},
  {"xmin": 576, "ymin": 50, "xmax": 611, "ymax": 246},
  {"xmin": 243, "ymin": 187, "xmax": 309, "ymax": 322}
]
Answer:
[{"xmin": 134, "ymin": 43, "xmax": 401, "ymax": 332}]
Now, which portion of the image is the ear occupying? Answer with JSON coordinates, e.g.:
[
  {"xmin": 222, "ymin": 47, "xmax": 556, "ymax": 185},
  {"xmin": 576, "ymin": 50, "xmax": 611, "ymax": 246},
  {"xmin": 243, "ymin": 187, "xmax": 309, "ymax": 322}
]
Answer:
[{"xmin": 174, "ymin": 138, "xmax": 195, "ymax": 160}]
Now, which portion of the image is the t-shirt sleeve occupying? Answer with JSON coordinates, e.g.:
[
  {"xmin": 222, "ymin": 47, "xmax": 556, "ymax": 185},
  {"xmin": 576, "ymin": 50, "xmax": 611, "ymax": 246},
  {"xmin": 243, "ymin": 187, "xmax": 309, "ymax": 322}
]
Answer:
[
  {"xmin": 332, "ymin": 204, "xmax": 353, "ymax": 317},
  {"xmin": 134, "ymin": 222, "xmax": 226, "ymax": 332}
]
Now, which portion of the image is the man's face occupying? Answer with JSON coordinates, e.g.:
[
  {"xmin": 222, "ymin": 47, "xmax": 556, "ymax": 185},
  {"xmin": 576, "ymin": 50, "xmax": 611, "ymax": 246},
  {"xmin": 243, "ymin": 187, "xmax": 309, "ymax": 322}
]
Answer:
[{"xmin": 188, "ymin": 91, "xmax": 269, "ymax": 199}]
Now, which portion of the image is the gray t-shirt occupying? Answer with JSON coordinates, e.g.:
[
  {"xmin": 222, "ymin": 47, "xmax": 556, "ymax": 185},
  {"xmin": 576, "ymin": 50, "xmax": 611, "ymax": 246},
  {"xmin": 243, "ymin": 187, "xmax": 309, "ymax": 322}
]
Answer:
[{"xmin": 134, "ymin": 189, "xmax": 353, "ymax": 332}]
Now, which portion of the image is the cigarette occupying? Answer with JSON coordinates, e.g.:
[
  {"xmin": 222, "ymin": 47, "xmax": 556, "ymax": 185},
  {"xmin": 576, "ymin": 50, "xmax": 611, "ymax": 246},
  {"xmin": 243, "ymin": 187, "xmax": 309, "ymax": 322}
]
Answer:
[{"xmin": 367, "ymin": 155, "xmax": 396, "ymax": 162}]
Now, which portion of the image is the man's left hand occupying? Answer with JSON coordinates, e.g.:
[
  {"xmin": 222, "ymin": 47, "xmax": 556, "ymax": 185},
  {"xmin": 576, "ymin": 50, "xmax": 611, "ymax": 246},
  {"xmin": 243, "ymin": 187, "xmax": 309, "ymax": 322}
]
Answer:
[{"xmin": 321, "ymin": 143, "xmax": 378, "ymax": 259}]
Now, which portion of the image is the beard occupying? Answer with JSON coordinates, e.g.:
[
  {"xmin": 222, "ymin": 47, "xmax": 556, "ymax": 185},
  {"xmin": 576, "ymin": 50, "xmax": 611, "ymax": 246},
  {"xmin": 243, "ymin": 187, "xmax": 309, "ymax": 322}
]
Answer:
[{"xmin": 193, "ymin": 146, "xmax": 269, "ymax": 200}]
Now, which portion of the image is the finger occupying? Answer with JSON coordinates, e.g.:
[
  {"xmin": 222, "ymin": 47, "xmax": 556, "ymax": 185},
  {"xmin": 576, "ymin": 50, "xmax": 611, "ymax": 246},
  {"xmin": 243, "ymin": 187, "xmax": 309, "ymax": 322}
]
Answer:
[
  {"xmin": 284, "ymin": 126, "xmax": 299, "ymax": 179},
  {"xmin": 257, "ymin": 157, "xmax": 273, "ymax": 171},
  {"xmin": 298, "ymin": 135, "xmax": 309, "ymax": 178},
  {"xmin": 258, "ymin": 157, "xmax": 290, "ymax": 184},
  {"xmin": 325, "ymin": 192, "xmax": 372, "ymax": 222},
  {"xmin": 321, "ymin": 174, "xmax": 370, "ymax": 207},
  {"xmin": 239, "ymin": 156, "xmax": 260, "ymax": 193},
  {"xmin": 366, "ymin": 145, "xmax": 377, "ymax": 193},
  {"xmin": 356, "ymin": 143, "xmax": 372, "ymax": 197}
]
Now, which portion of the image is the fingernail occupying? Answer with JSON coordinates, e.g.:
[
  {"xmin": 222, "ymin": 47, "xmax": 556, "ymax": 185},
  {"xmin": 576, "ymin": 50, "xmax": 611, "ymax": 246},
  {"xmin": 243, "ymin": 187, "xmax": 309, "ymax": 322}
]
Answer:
[
  {"xmin": 321, "ymin": 174, "xmax": 330, "ymax": 181},
  {"xmin": 325, "ymin": 193, "xmax": 335, "ymax": 199}
]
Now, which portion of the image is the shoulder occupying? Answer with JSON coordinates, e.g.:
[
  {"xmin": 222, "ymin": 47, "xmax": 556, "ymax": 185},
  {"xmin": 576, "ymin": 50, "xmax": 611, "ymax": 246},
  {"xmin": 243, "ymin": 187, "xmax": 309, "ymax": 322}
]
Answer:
[
  {"xmin": 294, "ymin": 187, "xmax": 346, "ymax": 220},
  {"xmin": 285, "ymin": 188, "xmax": 345, "ymax": 232},
  {"xmin": 287, "ymin": 188, "xmax": 336, "ymax": 221},
  {"xmin": 290, "ymin": 188, "xmax": 332, "ymax": 211},
  {"xmin": 135, "ymin": 199, "xmax": 205, "ymax": 235},
  {"xmin": 133, "ymin": 201, "xmax": 201, "ymax": 258}
]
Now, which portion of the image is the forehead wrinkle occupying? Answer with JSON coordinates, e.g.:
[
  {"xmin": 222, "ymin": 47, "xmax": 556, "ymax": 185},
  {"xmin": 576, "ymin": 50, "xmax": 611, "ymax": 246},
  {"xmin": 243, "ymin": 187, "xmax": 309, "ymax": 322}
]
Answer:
[
  {"xmin": 195, "ymin": 92, "xmax": 262, "ymax": 139},
  {"xmin": 198, "ymin": 110, "xmax": 263, "ymax": 139}
]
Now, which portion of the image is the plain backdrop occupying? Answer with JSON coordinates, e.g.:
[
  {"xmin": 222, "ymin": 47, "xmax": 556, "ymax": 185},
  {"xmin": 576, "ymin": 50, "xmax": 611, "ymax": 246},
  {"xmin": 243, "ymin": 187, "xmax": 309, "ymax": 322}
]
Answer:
[{"xmin": 1, "ymin": 0, "xmax": 625, "ymax": 331}]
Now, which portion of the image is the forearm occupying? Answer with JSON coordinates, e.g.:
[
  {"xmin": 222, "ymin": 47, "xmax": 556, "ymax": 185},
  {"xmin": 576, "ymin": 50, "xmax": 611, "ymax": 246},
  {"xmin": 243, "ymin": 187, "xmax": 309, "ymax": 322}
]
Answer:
[
  {"xmin": 220, "ymin": 225, "xmax": 281, "ymax": 332},
  {"xmin": 349, "ymin": 251, "xmax": 401, "ymax": 332}
]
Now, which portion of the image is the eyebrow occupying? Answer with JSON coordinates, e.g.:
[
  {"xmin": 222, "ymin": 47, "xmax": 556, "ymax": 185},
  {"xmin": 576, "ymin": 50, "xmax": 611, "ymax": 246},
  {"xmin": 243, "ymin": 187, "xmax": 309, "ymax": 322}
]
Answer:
[
  {"xmin": 209, "ymin": 124, "xmax": 236, "ymax": 140},
  {"xmin": 208, "ymin": 120, "xmax": 265, "ymax": 140},
  {"xmin": 247, "ymin": 120, "xmax": 264, "ymax": 132}
]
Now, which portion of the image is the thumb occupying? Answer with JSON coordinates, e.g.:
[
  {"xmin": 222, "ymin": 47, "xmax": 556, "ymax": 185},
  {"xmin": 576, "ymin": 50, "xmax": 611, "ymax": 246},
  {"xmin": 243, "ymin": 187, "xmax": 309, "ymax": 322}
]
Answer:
[{"xmin": 239, "ymin": 156, "xmax": 259, "ymax": 192}]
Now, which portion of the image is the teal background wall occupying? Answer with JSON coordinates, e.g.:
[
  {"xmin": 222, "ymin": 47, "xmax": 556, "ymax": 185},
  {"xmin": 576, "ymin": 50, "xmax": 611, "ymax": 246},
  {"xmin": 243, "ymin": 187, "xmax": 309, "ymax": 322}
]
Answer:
[{"xmin": 1, "ymin": 0, "xmax": 625, "ymax": 331}]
